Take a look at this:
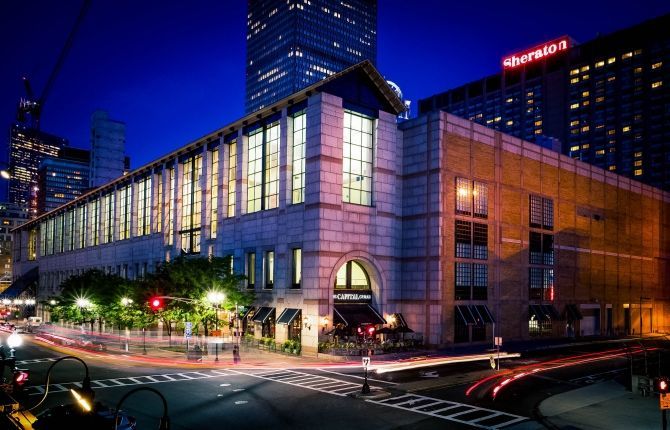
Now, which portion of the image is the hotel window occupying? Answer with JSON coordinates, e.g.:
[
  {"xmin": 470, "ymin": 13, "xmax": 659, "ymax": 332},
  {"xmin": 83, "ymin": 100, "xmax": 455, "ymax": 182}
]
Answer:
[
  {"xmin": 651, "ymin": 81, "xmax": 663, "ymax": 89},
  {"xmin": 455, "ymin": 220, "xmax": 487, "ymax": 260},
  {"xmin": 44, "ymin": 219, "xmax": 53, "ymax": 255},
  {"xmin": 63, "ymin": 210, "xmax": 73, "ymax": 252},
  {"xmin": 90, "ymin": 199, "xmax": 100, "ymax": 246},
  {"xmin": 264, "ymin": 251, "xmax": 275, "ymax": 289},
  {"xmin": 529, "ymin": 195, "xmax": 553, "ymax": 230},
  {"xmin": 247, "ymin": 121, "xmax": 280, "ymax": 213},
  {"xmin": 136, "ymin": 176, "xmax": 152, "ymax": 236},
  {"xmin": 28, "ymin": 229, "xmax": 37, "ymax": 261},
  {"xmin": 156, "ymin": 172, "xmax": 163, "ymax": 234},
  {"xmin": 456, "ymin": 178, "xmax": 487, "ymax": 218},
  {"xmin": 607, "ymin": 57, "xmax": 616, "ymax": 64},
  {"xmin": 210, "ymin": 148, "xmax": 219, "ymax": 239},
  {"xmin": 622, "ymin": 51, "xmax": 632, "ymax": 60},
  {"xmin": 569, "ymin": 68, "xmax": 579, "ymax": 76},
  {"xmin": 335, "ymin": 260, "xmax": 370, "ymax": 289},
  {"xmin": 343, "ymin": 111, "xmax": 374, "ymax": 206},
  {"xmin": 455, "ymin": 263, "xmax": 487, "ymax": 301},
  {"xmin": 292, "ymin": 248, "xmax": 302, "ymax": 289},
  {"xmin": 292, "ymin": 112, "xmax": 306, "ymax": 204},
  {"xmin": 227, "ymin": 141, "xmax": 237, "ymax": 217},
  {"xmin": 77, "ymin": 205, "xmax": 87, "ymax": 249},
  {"xmin": 529, "ymin": 232, "xmax": 554, "ymax": 265},
  {"xmin": 118, "ymin": 185, "xmax": 131, "ymax": 240},
  {"xmin": 634, "ymin": 169, "xmax": 643, "ymax": 176},
  {"xmin": 180, "ymin": 155, "xmax": 202, "ymax": 254},
  {"xmin": 246, "ymin": 252, "xmax": 256, "ymax": 289},
  {"xmin": 54, "ymin": 214, "xmax": 63, "ymax": 253},
  {"xmin": 652, "ymin": 62, "xmax": 662, "ymax": 70},
  {"xmin": 529, "ymin": 267, "xmax": 554, "ymax": 301},
  {"xmin": 595, "ymin": 60, "xmax": 605, "ymax": 68},
  {"xmin": 101, "ymin": 193, "xmax": 114, "ymax": 244},
  {"xmin": 167, "ymin": 168, "xmax": 175, "ymax": 246}
]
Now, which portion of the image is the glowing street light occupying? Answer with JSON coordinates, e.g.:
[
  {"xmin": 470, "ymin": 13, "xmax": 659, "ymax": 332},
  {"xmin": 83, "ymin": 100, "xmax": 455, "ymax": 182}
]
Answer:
[
  {"xmin": 206, "ymin": 290, "xmax": 225, "ymax": 362},
  {"xmin": 75, "ymin": 298, "xmax": 92, "ymax": 309}
]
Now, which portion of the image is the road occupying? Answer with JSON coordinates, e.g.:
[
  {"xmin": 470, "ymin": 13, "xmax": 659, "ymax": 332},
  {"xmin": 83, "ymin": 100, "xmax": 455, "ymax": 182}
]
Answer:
[{"xmin": 4, "ymin": 330, "xmax": 665, "ymax": 430}]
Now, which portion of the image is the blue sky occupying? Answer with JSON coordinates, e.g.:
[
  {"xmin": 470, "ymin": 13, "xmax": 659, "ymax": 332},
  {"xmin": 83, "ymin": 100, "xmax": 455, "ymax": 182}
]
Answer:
[{"xmin": 1, "ymin": 0, "xmax": 668, "ymax": 174}]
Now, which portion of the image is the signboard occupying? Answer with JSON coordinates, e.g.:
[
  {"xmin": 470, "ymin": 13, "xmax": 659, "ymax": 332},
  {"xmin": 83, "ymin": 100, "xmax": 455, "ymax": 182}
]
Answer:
[
  {"xmin": 495, "ymin": 337, "xmax": 503, "ymax": 347},
  {"xmin": 362, "ymin": 356, "xmax": 371, "ymax": 367},
  {"xmin": 661, "ymin": 393, "xmax": 670, "ymax": 410},
  {"xmin": 185, "ymin": 322, "xmax": 193, "ymax": 338},
  {"xmin": 502, "ymin": 36, "xmax": 570, "ymax": 69},
  {"xmin": 334, "ymin": 291, "xmax": 372, "ymax": 303}
]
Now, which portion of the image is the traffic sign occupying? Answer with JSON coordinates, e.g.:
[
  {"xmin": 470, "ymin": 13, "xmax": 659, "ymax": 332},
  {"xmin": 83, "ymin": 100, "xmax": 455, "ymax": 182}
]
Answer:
[
  {"xmin": 362, "ymin": 356, "xmax": 371, "ymax": 367},
  {"xmin": 185, "ymin": 322, "xmax": 193, "ymax": 338},
  {"xmin": 495, "ymin": 336, "xmax": 503, "ymax": 346},
  {"xmin": 661, "ymin": 393, "xmax": 670, "ymax": 410}
]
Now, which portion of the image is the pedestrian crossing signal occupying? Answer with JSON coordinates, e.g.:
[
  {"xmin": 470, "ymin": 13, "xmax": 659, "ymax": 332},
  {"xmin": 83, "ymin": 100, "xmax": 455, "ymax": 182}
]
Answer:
[{"xmin": 657, "ymin": 377, "xmax": 669, "ymax": 393}]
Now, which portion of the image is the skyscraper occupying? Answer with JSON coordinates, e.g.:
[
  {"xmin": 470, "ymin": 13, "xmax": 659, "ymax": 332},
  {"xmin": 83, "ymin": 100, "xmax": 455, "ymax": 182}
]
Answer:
[
  {"xmin": 37, "ymin": 147, "xmax": 90, "ymax": 215},
  {"xmin": 419, "ymin": 14, "xmax": 670, "ymax": 190},
  {"xmin": 245, "ymin": 0, "xmax": 377, "ymax": 113},
  {"xmin": 89, "ymin": 110, "xmax": 127, "ymax": 188},
  {"xmin": 8, "ymin": 124, "xmax": 68, "ymax": 216}
]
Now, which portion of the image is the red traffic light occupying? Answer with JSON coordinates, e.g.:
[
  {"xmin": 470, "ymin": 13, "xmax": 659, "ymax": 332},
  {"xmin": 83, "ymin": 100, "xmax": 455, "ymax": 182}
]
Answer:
[
  {"xmin": 149, "ymin": 297, "xmax": 163, "ymax": 311},
  {"xmin": 367, "ymin": 326, "xmax": 376, "ymax": 336}
]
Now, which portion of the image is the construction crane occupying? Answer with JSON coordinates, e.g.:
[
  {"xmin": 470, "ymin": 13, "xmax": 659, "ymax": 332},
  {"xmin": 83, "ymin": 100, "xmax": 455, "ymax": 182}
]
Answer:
[{"xmin": 16, "ymin": 0, "xmax": 91, "ymax": 129}]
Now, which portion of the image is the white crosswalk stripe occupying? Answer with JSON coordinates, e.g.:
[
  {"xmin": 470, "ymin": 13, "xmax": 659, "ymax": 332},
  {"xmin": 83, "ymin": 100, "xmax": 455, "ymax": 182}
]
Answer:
[
  {"xmin": 367, "ymin": 393, "xmax": 527, "ymax": 429},
  {"xmin": 25, "ymin": 370, "xmax": 233, "ymax": 396},
  {"xmin": 230, "ymin": 368, "xmax": 383, "ymax": 397},
  {"xmin": 15, "ymin": 358, "xmax": 58, "ymax": 366}
]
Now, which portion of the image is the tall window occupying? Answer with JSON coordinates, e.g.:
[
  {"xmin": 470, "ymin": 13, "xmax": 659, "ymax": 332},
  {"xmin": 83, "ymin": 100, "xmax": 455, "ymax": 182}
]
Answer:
[
  {"xmin": 343, "ymin": 111, "xmax": 374, "ymax": 205},
  {"xmin": 63, "ymin": 210, "xmax": 73, "ymax": 252},
  {"xmin": 455, "ymin": 220, "xmax": 487, "ymax": 260},
  {"xmin": 264, "ymin": 251, "xmax": 275, "ymax": 289},
  {"xmin": 90, "ymin": 199, "xmax": 99, "ymax": 246},
  {"xmin": 180, "ymin": 155, "xmax": 202, "ymax": 254},
  {"xmin": 118, "ymin": 185, "xmax": 131, "ymax": 240},
  {"xmin": 529, "ymin": 195, "xmax": 554, "ymax": 301},
  {"xmin": 210, "ymin": 149, "xmax": 219, "ymax": 239},
  {"xmin": 54, "ymin": 214, "xmax": 63, "ymax": 253},
  {"xmin": 101, "ymin": 192, "xmax": 115, "ymax": 244},
  {"xmin": 246, "ymin": 252, "xmax": 256, "ymax": 289},
  {"xmin": 227, "ymin": 141, "xmax": 237, "ymax": 217},
  {"xmin": 44, "ymin": 218, "xmax": 53, "ymax": 255},
  {"xmin": 247, "ymin": 122, "xmax": 280, "ymax": 213},
  {"xmin": 292, "ymin": 112, "xmax": 306, "ymax": 204},
  {"xmin": 136, "ymin": 177, "xmax": 152, "ymax": 236},
  {"xmin": 292, "ymin": 248, "xmax": 302, "ymax": 289},
  {"xmin": 156, "ymin": 172, "xmax": 163, "ymax": 234},
  {"xmin": 529, "ymin": 268, "xmax": 554, "ymax": 300},
  {"xmin": 39, "ymin": 224, "xmax": 46, "ymax": 257},
  {"xmin": 28, "ymin": 229, "xmax": 37, "ymax": 261},
  {"xmin": 167, "ymin": 168, "xmax": 175, "ymax": 246},
  {"xmin": 456, "ymin": 177, "xmax": 488, "ymax": 218},
  {"xmin": 529, "ymin": 232, "xmax": 554, "ymax": 265},
  {"xmin": 77, "ymin": 205, "xmax": 87, "ymax": 249}
]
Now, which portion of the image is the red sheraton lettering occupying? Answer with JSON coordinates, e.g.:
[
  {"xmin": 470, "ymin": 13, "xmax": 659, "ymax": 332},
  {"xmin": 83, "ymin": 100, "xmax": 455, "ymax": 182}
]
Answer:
[{"xmin": 502, "ymin": 37, "xmax": 570, "ymax": 69}]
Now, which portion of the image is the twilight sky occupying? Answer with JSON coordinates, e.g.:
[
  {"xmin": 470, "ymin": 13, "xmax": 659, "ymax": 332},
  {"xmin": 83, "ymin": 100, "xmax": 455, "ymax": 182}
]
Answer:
[{"xmin": 1, "ymin": 0, "xmax": 668, "ymax": 175}]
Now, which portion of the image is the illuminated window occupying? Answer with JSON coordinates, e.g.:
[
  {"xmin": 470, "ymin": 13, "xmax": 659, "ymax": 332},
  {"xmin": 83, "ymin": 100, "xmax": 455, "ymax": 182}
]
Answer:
[
  {"xmin": 570, "ymin": 103, "xmax": 579, "ymax": 110},
  {"xmin": 506, "ymin": 120, "xmax": 514, "ymax": 126},
  {"xmin": 608, "ymin": 165, "xmax": 616, "ymax": 171},
  {"xmin": 622, "ymin": 52, "xmax": 632, "ymax": 60},
  {"xmin": 607, "ymin": 57, "xmax": 616, "ymax": 64},
  {"xmin": 570, "ymin": 145, "xmax": 580, "ymax": 152},
  {"xmin": 246, "ymin": 252, "xmax": 255, "ymax": 289},
  {"xmin": 101, "ymin": 192, "xmax": 115, "ymax": 244},
  {"xmin": 570, "ymin": 77, "xmax": 579, "ymax": 84},
  {"xmin": 652, "ymin": 62, "xmax": 662, "ymax": 70},
  {"xmin": 292, "ymin": 112, "xmax": 306, "ymax": 204},
  {"xmin": 210, "ymin": 148, "xmax": 218, "ymax": 239},
  {"xmin": 581, "ymin": 125, "xmax": 590, "ymax": 132},
  {"xmin": 635, "ymin": 151, "xmax": 643, "ymax": 158},
  {"xmin": 652, "ymin": 81, "xmax": 663, "ymax": 89},
  {"xmin": 596, "ymin": 149, "xmax": 605, "ymax": 156},
  {"xmin": 582, "ymin": 100, "xmax": 590, "ymax": 106},
  {"xmin": 291, "ymin": 248, "xmax": 302, "ymax": 289},
  {"xmin": 582, "ymin": 91, "xmax": 590, "ymax": 97},
  {"xmin": 494, "ymin": 116, "xmax": 501, "ymax": 122},
  {"xmin": 227, "ymin": 141, "xmax": 237, "ymax": 217},
  {"xmin": 595, "ymin": 60, "xmax": 605, "ymax": 68},
  {"xmin": 136, "ymin": 176, "xmax": 152, "ymax": 236},
  {"xmin": 335, "ymin": 260, "xmax": 370, "ymax": 289},
  {"xmin": 28, "ymin": 229, "xmax": 37, "ymax": 261},
  {"xmin": 596, "ymin": 96, "xmax": 605, "ymax": 103},
  {"xmin": 118, "ymin": 185, "xmax": 131, "ymax": 240},
  {"xmin": 89, "ymin": 198, "xmax": 99, "ymax": 246},
  {"xmin": 570, "ymin": 68, "xmax": 579, "ymax": 76},
  {"xmin": 634, "ymin": 169, "xmax": 643, "ymax": 176},
  {"xmin": 607, "ymin": 76, "xmax": 616, "ymax": 82},
  {"xmin": 456, "ymin": 178, "xmax": 488, "ymax": 218},
  {"xmin": 607, "ymin": 129, "xmax": 616, "ymax": 136},
  {"xmin": 634, "ymin": 160, "xmax": 642, "ymax": 167},
  {"xmin": 582, "ymin": 144, "xmax": 590, "ymax": 150},
  {"xmin": 527, "ymin": 91, "xmax": 534, "ymax": 97},
  {"xmin": 156, "ymin": 173, "xmax": 162, "ymax": 234},
  {"xmin": 582, "ymin": 74, "xmax": 589, "ymax": 80},
  {"xmin": 264, "ymin": 250, "xmax": 274, "ymax": 289},
  {"xmin": 622, "ymin": 126, "xmax": 631, "ymax": 133},
  {"xmin": 247, "ymin": 121, "xmax": 280, "ymax": 213},
  {"xmin": 535, "ymin": 129, "xmax": 542, "ymax": 135},
  {"xmin": 167, "ymin": 168, "xmax": 175, "ymax": 246},
  {"xmin": 77, "ymin": 205, "xmax": 87, "ymax": 249},
  {"xmin": 580, "ymin": 65, "xmax": 590, "ymax": 72},
  {"xmin": 634, "ymin": 67, "xmax": 643, "ymax": 74},
  {"xmin": 181, "ymin": 155, "xmax": 202, "ymax": 254},
  {"xmin": 343, "ymin": 111, "xmax": 374, "ymax": 206},
  {"xmin": 570, "ymin": 120, "xmax": 579, "ymax": 126},
  {"xmin": 505, "ymin": 97, "xmax": 513, "ymax": 103}
]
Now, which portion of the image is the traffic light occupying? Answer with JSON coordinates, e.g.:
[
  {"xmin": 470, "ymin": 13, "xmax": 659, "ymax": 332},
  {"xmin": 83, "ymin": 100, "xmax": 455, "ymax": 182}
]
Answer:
[
  {"xmin": 149, "ymin": 297, "xmax": 163, "ymax": 311},
  {"xmin": 12, "ymin": 369, "xmax": 29, "ymax": 394},
  {"xmin": 656, "ymin": 377, "xmax": 669, "ymax": 394},
  {"xmin": 366, "ymin": 326, "xmax": 376, "ymax": 336}
]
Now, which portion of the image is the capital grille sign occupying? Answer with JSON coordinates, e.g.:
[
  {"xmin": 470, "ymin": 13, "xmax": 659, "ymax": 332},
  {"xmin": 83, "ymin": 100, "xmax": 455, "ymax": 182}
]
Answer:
[
  {"xmin": 333, "ymin": 291, "xmax": 372, "ymax": 303},
  {"xmin": 502, "ymin": 37, "xmax": 570, "ymax": 69}
]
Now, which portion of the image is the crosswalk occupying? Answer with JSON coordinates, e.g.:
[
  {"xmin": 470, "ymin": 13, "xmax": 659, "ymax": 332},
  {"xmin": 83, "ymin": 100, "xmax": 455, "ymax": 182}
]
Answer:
[
  {"xmin": 25, "ymin": 369, "xmax": 231, "ymax": 396},
  {"xmin": 230, "ymin": 368, "xmax": 381, "ymax": 396},
  {"xmin": 15, "ymin": 358, "xmax": 58, "ymax": 366},
  {"xmin": 368, "ymin": 393, "xmax": 527, "ymax": 429}
]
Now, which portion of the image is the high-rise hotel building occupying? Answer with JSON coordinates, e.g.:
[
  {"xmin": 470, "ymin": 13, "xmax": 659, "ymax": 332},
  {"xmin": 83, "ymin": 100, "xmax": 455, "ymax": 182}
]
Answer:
[
  {"xmin": 12, "ymin": 62, "xmax": 670, "ymax": 351},
  {"xmin": 419, "ymin": 14, "xmax": 670, "ymax": 190},
  {"xmin": 8, "ymin": 124, "xmax": 68, "ymax": 217},
  {"xmin": 245, "ymin": 0, "xmax": 377, "ymax": 113}
]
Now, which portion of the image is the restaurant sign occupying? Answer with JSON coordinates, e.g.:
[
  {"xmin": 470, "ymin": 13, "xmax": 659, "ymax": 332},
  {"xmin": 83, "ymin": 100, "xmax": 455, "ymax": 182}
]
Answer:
[{"xmin": 333, "ymin": 290, "xmax": 372, "ymax": 303}]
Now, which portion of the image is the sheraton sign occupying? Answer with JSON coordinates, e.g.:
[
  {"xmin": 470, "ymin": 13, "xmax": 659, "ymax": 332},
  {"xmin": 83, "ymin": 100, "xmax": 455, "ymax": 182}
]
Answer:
[{"xmin": 502, "ymin": 37, "xmax": 570, "ymax": 69}]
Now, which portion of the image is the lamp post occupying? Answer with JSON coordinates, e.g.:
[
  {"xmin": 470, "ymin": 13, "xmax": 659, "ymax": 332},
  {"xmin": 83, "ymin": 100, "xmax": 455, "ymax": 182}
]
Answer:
[
  {"xmin": 75, "ymin": 297, "xmax": 92, "ymax": 332},
  {"xmin": 120, "ymin": 297, "xmax": 133, "ymax": 352},
  {"xmin": 206, "ymin": 290, "xmax": 225, "ymax": 362}
]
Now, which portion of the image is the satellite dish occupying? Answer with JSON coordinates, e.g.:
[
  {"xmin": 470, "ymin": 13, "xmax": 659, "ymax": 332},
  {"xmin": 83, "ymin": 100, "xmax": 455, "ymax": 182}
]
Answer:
[{"xmin": 386, "ymin": 80, "xmax": 403, "ymax": 100}]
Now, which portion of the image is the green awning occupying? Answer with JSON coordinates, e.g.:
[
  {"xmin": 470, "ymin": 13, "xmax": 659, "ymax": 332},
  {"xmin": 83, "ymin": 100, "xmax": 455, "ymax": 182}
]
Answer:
[{"xmin": 277, "ymin": 308, "xmax": 301, "ymax": 325}]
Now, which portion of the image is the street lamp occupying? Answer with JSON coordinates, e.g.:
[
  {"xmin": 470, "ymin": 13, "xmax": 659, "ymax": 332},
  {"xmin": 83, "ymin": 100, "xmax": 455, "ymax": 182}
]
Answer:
[
  {"xmin": 120, "ymin": 297, "xmax": 133, "ymax": 352},
  {"xmin": 206, "ymin": 290, "xmax": 225, "ymax": 362}
]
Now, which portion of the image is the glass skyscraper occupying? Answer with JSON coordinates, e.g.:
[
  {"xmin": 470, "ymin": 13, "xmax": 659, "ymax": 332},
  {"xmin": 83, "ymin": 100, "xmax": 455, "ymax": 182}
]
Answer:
[{"xmin": 245, "ymin": 0, "xmax": 377, "ymax": 114}]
